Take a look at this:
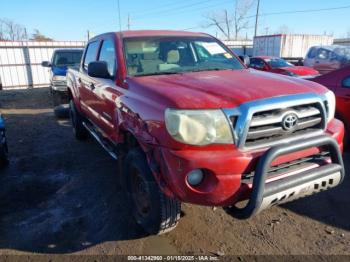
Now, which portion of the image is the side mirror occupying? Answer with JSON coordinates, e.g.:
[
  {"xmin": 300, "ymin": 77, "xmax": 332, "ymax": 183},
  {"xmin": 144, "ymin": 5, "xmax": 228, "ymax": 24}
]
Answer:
[
  {"xmin": 88, "ymin": 61, "xmax": 111, "ymax": 79},
  {"xmin": 41, "ymin": 61, "xmax": 51, "ymax": 67},
  {"xmin": 243, "ymin": 55, "xmax": 250, "ymax": 67},
  {"xmin": 342, "ymin": 76, "xmax": 350, "ymax": 88}
]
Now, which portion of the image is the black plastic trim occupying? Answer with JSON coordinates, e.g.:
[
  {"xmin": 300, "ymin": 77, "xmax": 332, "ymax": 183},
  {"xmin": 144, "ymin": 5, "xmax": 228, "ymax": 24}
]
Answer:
[{"xmin": 225, "ymin": 135, "xmax": 345, "ymax": 219}]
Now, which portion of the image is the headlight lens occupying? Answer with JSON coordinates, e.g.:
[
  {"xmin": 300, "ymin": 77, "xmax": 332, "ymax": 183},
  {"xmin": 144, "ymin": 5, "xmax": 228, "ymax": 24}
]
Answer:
[
  {"xmin": 165, "ymin": 109, "xmax": 233, "ymax": 146},
  {"xmin": 52, "ymin": 75, "xmax": 66, "ymax": 82},
  {"xmin": 324, "ymin": 90, "xmax": 336, "ymax": 123}
]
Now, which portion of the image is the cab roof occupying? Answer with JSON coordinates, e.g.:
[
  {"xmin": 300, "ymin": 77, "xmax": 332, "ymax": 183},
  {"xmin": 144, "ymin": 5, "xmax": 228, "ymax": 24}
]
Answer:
[{"xmin": 91, "ymin": 30, "xmax": 211, "ymax": 41}]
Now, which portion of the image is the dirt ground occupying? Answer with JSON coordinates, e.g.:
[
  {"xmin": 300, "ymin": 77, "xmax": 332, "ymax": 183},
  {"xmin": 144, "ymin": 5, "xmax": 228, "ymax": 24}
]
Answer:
[{"xmin": 0, "ymin": 87, "xmax": 349, "ymax": 257}]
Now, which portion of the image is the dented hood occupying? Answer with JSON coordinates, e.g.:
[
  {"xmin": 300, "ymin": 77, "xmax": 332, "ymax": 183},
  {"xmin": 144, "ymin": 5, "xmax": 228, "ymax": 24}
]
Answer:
[{"xmin": 127, "ymin": 69, "xmax": 328, "ymax": 109}]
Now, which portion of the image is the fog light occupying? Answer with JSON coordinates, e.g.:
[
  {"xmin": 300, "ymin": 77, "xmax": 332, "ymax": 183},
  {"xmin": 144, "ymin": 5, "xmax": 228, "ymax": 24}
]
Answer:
[{"xmin": 187, "ymin": 169, "xmax": 204, "ymax": 186}]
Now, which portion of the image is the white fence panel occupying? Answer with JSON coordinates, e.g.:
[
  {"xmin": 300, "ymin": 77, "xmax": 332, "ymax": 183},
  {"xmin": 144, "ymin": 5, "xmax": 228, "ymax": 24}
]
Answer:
[{"xmin": 0, "ymin": 41, "xmax": 85, "ymax": 89}]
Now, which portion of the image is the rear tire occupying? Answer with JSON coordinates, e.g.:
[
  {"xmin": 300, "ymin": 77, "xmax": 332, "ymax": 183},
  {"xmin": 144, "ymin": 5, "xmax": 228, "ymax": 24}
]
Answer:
[
  {"xmin": 123, "ymin": 148, "xmax": 181, "ymax": 235},
  {"xmin": 69, "ymin": 100, "xmax": 88, "ymax": 141},
  {"xmin": 0, "ymin": 131, "xmax": 8, "ymax": 168}
]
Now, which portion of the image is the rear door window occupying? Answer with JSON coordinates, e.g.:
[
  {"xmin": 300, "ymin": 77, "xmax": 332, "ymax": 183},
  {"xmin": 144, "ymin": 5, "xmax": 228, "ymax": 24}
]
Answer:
[
  {"xmin": 83, "ymin": 41, "xmax": 100, "ymax": 71},
  {"xmin": 98, "ymin": 39, "xmax": 117, "ymax": 78},
  {"xmin": 250, "ymin": 58, "xmax": 265, "ymax": 69}
]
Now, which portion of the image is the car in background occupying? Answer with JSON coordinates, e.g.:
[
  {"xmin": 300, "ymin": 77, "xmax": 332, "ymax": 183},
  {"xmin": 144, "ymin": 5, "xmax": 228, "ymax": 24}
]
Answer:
[
  {"xmin": 0, "ymin": 114, "xmax": 8, "ymax": 167},
  {"xmin": 249, "ymin": 56, "xmax": 319, "ymax": 79},
  {"xmin": 312, "ymin": 65, "xmax": 350, "ymax": 146},
  {"xmin": 42, "ymin": 49, "xmax": 83, "ymax": 106},
  {"xmin": 304, "ymin": 45, "xmax": 350, "ymax": 75}
]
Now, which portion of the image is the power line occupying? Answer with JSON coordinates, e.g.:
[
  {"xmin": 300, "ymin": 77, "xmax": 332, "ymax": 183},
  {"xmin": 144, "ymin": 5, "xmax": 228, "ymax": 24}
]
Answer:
[
  {"xmin": 245, "ymin": 4, "xmax": 350, "ymax": 19},
  {"xmin": 133, "ymin": 0, "xmax": 232, "ymax": 22},
  {"xmin": 183, "ymin": 4, "xmax": 350, "ymax": 31},
  {"xmin": 133, "ymin": 0, "xmax": 216, "ymax": 20},
  {"xmin": 129, "ymin": 0, "xmax": 204, "ymax": 14},
  {"xmin": 129, "ymin": 0, "xmax": 209, "ymax": 14}
]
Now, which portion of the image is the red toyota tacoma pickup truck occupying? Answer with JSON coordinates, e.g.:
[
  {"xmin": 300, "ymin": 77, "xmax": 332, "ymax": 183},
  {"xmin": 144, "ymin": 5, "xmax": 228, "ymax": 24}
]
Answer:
[{"xmin": 67, "ymin": 30, "xmax": 345, "ymax": 235}]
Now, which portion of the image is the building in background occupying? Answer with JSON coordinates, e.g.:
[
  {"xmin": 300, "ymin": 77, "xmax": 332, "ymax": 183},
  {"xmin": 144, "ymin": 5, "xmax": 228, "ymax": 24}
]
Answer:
[
  {"xmin": 253, "ymin": 34, "xmax": 334, "ymax": 62},
  {"xmin": 334, "ymin": 38, "xmax": 350, "ymax": 46}
]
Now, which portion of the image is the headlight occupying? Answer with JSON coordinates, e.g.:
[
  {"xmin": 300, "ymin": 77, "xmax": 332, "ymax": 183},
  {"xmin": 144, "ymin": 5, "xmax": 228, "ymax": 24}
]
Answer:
[
  {"xmin": 324, "ymin": 90, "xmax": 336, "ymax": 123},
  {"xmin": 52, "ymin": 75, "xmax": 66, "ymax": 81},
  {"xmin": 165, "ymin": 109, "xmax": 233, "ymax": 146}
]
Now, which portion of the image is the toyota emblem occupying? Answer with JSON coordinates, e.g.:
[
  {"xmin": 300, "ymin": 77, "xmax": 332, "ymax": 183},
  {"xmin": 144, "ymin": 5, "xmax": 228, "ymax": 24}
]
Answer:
[{"xmin": 282, "ymin": 113, "xmax": 298, "ymax": 131}]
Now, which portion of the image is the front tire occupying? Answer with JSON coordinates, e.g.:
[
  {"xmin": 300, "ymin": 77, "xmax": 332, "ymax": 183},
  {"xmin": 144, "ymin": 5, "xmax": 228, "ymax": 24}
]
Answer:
[
  {"xmin": 52, "ymin": 90, "xmax": 62, "ymax": 107},
  {"xmin": 69, "ymin": 100, "xmax": 88, "ymax": 140},
  {"xmin": 124, "ymin": 148, "xmax": 181, "ymax": 235}
]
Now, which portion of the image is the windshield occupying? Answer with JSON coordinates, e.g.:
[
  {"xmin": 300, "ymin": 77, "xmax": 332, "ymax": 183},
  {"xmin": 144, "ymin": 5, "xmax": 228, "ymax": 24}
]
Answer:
[
  {"xmin": 333, "ymin": 47, "xmax": 350, "ymax": 60},
  {"xmin": 52, "ymin": 51, "xmax": 83, "ymax": 67},
  {"xmin": 123, "ymin": 36, "xmax": 244, "ymax": 76},
  {"xmin": 265, "ymin": 58, "xmax": 294, "ymax": 69}
]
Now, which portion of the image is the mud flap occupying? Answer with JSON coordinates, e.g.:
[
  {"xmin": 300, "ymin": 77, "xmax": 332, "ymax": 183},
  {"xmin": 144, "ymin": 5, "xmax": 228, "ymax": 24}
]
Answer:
[{"xmin": 225, "ymin": 135, "xmax": 345, "ymax": 219}]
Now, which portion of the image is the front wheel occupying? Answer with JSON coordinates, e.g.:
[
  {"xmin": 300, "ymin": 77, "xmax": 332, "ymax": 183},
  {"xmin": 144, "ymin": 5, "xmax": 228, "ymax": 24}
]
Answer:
[
  {"xmin": 124, "ymin": 148, "xmax": 181, "ymax": 235},
  {"xmin": 69, "ymin": 100, "xmax": 88, "ymax": 141}
]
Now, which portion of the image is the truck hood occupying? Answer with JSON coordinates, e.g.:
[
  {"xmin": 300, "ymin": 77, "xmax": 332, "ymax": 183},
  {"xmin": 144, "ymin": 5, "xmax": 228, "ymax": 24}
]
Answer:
[
  {"xmin": 128, "ymin": 69, "xmax": 328, "ymax": 109},
  {"xmin": 52, "ymin": 66, "xmax": 68, "ymax": 76},
  {"xmin": 280, "ymin": 66, "xmax": 319, "ymax": 76}
]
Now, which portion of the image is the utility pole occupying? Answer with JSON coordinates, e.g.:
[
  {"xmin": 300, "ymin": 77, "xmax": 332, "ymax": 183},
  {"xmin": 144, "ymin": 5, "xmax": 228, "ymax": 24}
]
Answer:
[
  {"xmin": 127, "ymin": 14, "xmax": 131, "ymax": 30},
  {"xmin": 254, "ymin": 0, "xmax": 261, "ymax": 38},
  {"xmin": 87, "ymin": 30, "xmax": 90, "ymax": 41},
  {"xmin": 264, "ymin": 27, "xmax": 269, "ymax": 35},
  {"xmin": 117, "ymin": 0, "xmax": 122, "ymax": 32}
]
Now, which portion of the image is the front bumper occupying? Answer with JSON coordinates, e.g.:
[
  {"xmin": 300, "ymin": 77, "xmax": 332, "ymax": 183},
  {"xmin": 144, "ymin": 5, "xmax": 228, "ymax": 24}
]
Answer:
[
  {"xmin": 51, "ymin": 85, "xmax": 68, "ymax": 93},
  {"xmin": 51, "ymin": 81, "xmax": 67, "ymax": 92},
  {"xmin": 225, "ymin": 135, "xmax": 344, "ymax": 219},
  {"xmin": 156, "ymin": 119, "xmax": 344, "ymax": 208}
]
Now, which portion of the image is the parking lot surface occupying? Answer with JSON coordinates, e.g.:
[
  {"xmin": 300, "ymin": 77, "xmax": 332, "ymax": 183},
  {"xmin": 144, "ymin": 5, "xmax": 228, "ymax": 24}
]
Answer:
[{"xmin": 0, "ymin": 87, "xmax": 349, "ymax": 256}]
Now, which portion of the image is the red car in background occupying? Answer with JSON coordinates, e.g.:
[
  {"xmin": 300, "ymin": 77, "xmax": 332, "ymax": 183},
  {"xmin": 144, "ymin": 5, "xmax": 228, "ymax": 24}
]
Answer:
[
  {"xmin": 313, "ymin": 65, "xmax": 350, "ymax": 145},
  {"xmin": 250, "ymin": 56, "xmax": 320, "ymax": 79}
]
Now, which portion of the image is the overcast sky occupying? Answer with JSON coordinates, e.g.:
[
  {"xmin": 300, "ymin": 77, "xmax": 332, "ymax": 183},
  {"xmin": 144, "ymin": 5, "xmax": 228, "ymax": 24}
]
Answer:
[{"xmin": 1, "ymin": 0, "xmax": 350, "ymax": 40}]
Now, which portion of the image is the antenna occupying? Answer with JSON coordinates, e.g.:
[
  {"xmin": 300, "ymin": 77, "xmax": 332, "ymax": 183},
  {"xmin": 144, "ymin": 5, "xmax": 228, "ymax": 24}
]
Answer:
[{"xmin": 117, "ymin": 0, "xmax": 122, "ymax": 32}]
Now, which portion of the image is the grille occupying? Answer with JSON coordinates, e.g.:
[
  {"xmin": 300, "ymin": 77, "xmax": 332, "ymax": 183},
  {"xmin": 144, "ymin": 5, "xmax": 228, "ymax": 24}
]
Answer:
[
  {"xmin": 242, "ymin": 151, "xmax": 330, "ymax": 182},
  {"xmin": 244, "ymin": 103, "xmax": 325, "ymax": 148}
]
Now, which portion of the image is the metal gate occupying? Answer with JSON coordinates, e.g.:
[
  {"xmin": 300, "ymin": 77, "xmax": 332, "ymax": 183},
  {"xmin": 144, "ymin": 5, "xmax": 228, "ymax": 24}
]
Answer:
[{"xmin": 0, "ymin": 41, "xmax": 85, "ymax": 89}]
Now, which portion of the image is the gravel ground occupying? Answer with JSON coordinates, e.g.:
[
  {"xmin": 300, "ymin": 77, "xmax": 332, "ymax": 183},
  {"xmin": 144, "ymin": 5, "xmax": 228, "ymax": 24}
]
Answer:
[{"xmin": 0, "ymin": 87, "xmax": 349, "ymax": 257}]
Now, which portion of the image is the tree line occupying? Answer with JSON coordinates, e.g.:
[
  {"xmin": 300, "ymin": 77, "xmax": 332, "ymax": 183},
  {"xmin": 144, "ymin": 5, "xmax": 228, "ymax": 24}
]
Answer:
[{"xmin": 0, "ymin": 18, "xmax": 53, "ymax": 41}]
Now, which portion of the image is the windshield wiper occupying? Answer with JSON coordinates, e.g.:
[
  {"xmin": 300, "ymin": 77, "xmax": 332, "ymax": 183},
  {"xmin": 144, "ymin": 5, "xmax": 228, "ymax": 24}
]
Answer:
[
  {"xmin": 186, "ymin": 68, "xmax": 232, "ymax": 73},
  {"xmin": 135, "ymin": 71, "xmax": 182, "ymax": 77}
]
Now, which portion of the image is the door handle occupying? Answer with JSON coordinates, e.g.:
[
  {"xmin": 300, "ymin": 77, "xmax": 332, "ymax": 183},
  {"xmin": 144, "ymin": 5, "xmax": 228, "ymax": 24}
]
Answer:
[
  {"xmin": 89, "ymin": 83, "xmax": 95, "ymax": 90},
  {"xmin": 315, "ymin": 61, "xmax": 320, "ymax": 64}
]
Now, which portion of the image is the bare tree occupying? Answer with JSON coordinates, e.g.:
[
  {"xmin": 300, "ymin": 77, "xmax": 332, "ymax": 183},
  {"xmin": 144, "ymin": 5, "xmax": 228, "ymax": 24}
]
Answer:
[
  {"xmin": 233, "ymin": 0, "xmax": 253, "ymax": 39},
  {"xmin": 30, "ymin": 29, "xmax": 53, "ymax": 41},
  {"xmin": 204, "ymin": 11, "xmax": 231, "ymax": 40},
  {"xmin": 275, "ymin": 25, "xmax": 293, "ymax": 34},
  {"xmin": 203, "ymin": 0, "xmax": 254, "ymax": 40},
  {"xmin": 347, "ymin": 28, "xmax": 350, "ymax": 38},
  {"xmin": 0, "ymin": 21, "xmax": 5, "ymax": 40},
  {"xmin": 0, "ymin": 18, "xmax": 27, "ymax": 40}
]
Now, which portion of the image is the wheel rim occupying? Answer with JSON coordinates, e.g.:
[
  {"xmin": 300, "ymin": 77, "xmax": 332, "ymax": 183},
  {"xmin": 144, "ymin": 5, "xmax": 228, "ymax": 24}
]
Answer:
[{"xmin": 130, "ymin": 166, "xmax": 152, "ymax": 218}]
